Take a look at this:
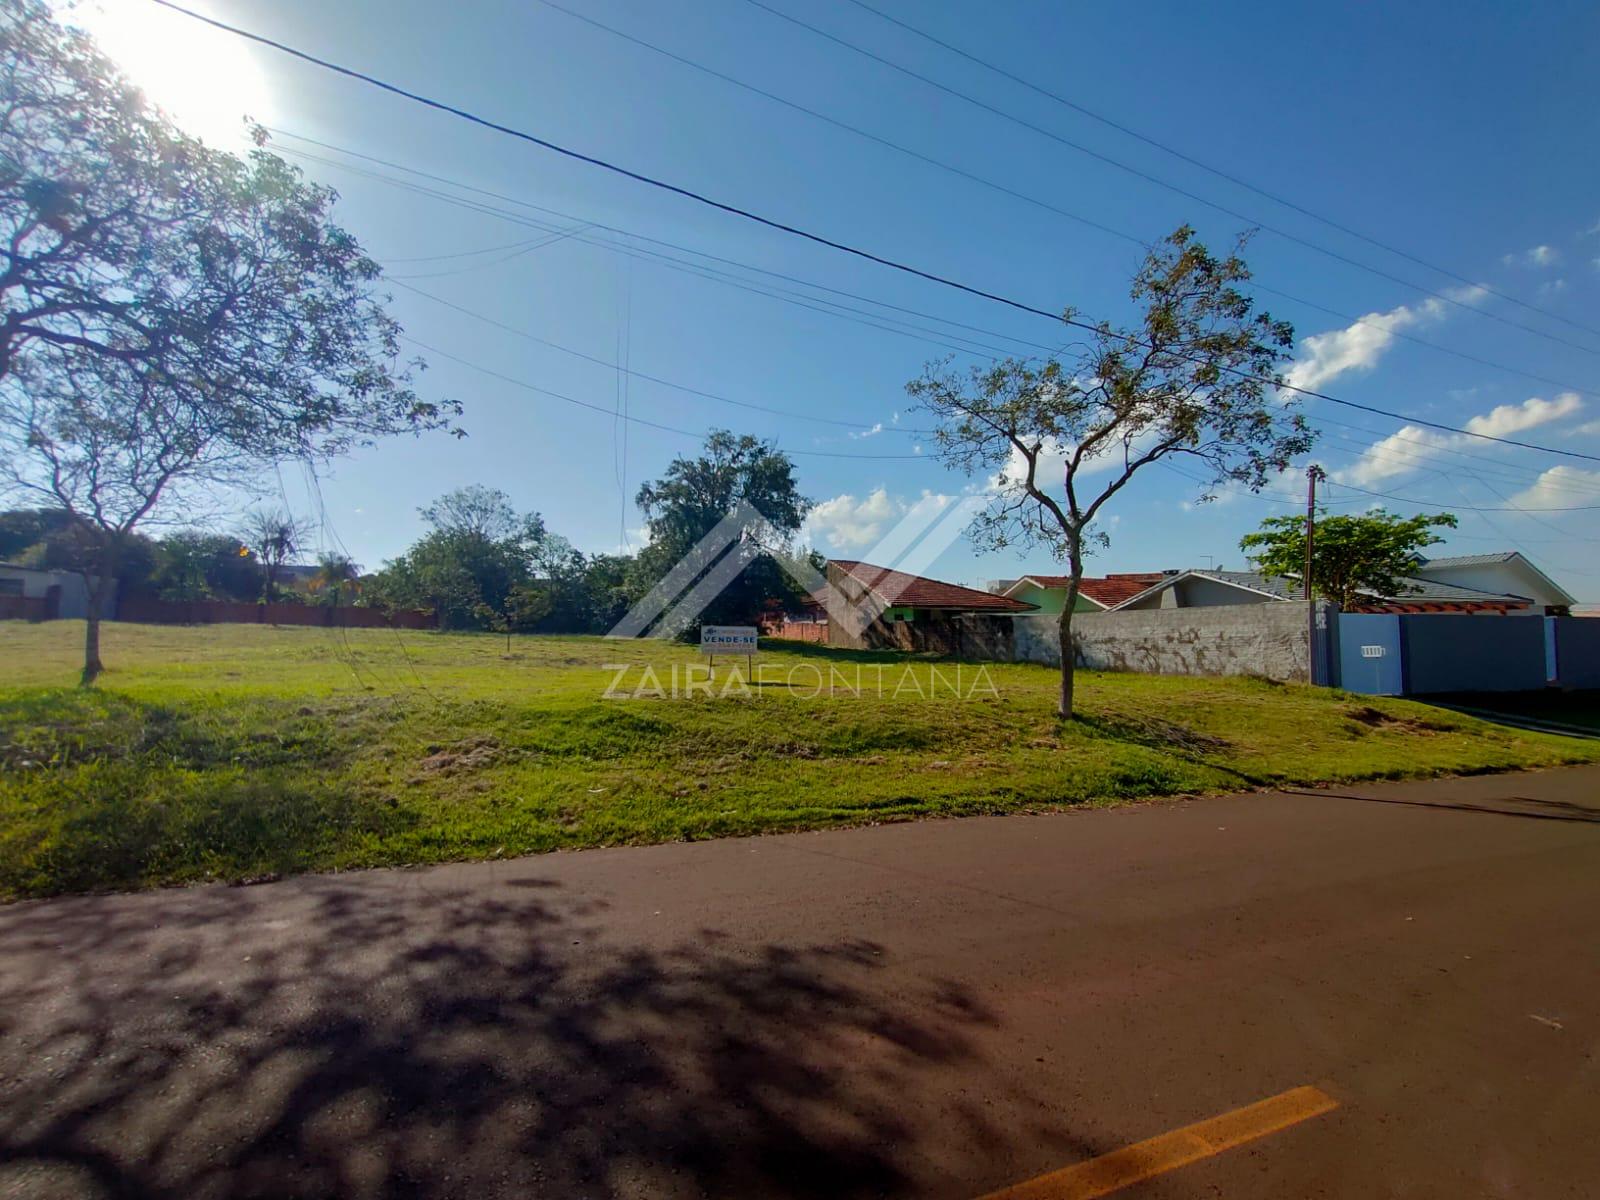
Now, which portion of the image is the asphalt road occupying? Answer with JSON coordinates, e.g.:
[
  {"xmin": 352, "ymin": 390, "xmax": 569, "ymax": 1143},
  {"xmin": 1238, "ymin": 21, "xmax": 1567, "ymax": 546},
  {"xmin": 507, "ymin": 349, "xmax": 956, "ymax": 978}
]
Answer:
[{"xmin": 2, "ymin": 766, "xmax": 1597, "ymax": 1199}]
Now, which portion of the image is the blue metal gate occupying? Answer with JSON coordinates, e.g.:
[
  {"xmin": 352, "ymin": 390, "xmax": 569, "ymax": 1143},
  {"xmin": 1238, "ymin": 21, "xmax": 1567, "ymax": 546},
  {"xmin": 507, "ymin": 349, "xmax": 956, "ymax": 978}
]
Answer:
[{"xmin": 1336, "ymin": 614, "xmax": 1404, "ymax": 695}]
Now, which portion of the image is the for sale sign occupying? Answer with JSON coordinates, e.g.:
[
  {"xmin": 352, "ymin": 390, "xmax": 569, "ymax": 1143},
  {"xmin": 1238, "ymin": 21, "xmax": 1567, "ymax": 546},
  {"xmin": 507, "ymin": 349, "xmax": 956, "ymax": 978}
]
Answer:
[{"xmin": 700, "ymin": 625, "xmax": 758, "ymax": 655}]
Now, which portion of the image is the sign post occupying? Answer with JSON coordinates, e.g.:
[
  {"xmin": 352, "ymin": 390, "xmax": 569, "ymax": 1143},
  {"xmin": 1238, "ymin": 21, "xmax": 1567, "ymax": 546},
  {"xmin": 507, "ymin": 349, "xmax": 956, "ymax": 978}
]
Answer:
[{"xmin": 700, "ymin": 624, "xmax": 758, "ymax": 678}]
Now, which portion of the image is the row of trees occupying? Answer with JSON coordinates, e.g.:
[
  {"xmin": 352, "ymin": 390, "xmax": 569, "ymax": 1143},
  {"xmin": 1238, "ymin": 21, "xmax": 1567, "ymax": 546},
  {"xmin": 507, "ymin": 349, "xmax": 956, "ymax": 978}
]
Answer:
[
  {"xmin": 1, "ymin": 505, "xmax": 359, "ymax": 604},
  {"xmin": 364, "ymin": 432, "xmax": 816, "ymax": 638}
]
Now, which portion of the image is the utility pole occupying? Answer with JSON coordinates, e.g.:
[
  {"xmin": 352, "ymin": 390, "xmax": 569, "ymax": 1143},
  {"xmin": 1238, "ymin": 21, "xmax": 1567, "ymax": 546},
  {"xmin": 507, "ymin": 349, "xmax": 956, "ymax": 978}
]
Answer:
[{"xmin": 1305, "ymin": 465, "xmax": 1325, "ymax": 684}]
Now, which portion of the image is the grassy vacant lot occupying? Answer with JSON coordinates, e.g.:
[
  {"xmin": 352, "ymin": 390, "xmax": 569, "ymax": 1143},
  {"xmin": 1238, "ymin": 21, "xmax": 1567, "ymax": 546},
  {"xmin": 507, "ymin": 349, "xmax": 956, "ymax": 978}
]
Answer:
[{"xmin": 2, "ymin": 620, "xmax": 1595, "ymax": 899}]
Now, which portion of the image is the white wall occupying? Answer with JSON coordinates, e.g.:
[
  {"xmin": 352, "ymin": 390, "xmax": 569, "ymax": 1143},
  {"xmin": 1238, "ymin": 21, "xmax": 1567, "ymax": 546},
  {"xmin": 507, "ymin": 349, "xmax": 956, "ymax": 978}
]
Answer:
[
  {"xmin": 1413, "ymin": 561, "xmax": 1567, "ymax": 610},
  {"xmin": 0, "ymin": 565, "xmax": 116, "ymax": 620}
]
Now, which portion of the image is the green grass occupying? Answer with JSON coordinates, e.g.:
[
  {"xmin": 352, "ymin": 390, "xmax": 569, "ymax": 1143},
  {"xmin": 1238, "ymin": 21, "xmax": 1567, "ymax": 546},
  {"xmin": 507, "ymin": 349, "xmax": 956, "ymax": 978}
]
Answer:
[{"xmin": 2, "ymin": 620, "xmax": 1595, "ymax": 899}]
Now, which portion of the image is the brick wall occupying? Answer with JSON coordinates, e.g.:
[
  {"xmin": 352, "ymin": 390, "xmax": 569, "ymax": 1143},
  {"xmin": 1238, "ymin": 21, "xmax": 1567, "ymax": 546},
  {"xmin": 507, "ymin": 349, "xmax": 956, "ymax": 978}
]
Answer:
[{"xmin": 114, "ymin": 597, "xmax": 434, "ymax": 629}]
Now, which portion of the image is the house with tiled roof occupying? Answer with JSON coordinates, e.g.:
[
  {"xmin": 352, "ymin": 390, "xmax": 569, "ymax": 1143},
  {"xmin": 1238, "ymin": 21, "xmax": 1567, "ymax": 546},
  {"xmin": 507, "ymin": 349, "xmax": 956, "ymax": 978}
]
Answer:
[
  {"xmin": 994, "ymin": 572, "xmax": 1170, "ymax": 614},
  {"xmin": 822, "ymin": 558, "xmax": 1035, "ymax": 649}
]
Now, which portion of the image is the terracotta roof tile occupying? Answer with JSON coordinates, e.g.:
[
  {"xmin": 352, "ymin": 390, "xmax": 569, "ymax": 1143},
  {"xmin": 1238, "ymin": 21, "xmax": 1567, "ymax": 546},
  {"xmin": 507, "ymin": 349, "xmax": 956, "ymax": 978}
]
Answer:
[
  {"xmin": 829, "ymin": 560, "xmax": 1037, "ymax": 612},
  {"xmin": 1017, "ymin": 573, "xmax": 1167, "ymax": 607}
]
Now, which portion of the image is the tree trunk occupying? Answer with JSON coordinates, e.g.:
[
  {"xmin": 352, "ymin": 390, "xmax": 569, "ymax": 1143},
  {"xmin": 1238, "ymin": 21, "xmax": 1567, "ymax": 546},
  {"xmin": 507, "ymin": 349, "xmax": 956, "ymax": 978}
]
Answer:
[
  {"xmin": 1056, "ymin": 539, "xmax": 1085, "ymax": 719},
  {"xmin": 81, "ymin": 609, "xmax": 103, "ymax": 687},
  {"xmin": 79, "ymin": 542, "xmax": 117, "ymax": 687}
]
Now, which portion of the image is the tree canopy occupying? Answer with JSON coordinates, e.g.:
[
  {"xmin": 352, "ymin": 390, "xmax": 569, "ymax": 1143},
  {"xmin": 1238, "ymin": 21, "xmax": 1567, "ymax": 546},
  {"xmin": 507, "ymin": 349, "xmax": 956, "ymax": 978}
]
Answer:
[
  {"xmin": 1240, "ymin": 507, "xmax": 1458, "ymax": 610},
  {"xmin": 632, "ymin": 430, "xmax": 812, "ymax": 632}
]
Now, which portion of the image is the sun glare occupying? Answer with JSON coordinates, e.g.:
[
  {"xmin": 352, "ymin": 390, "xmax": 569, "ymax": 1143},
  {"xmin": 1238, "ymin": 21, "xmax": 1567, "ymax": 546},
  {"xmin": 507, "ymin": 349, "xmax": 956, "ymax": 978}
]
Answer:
[{"xmin": 62, "ymin": 0, "xmax": 274, "ymax": 148}]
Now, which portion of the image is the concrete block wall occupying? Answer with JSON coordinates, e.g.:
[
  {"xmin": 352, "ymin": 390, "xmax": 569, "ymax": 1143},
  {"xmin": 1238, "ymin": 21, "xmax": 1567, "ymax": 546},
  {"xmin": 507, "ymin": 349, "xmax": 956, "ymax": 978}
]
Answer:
[
  {"xmin": 1550, "ymin": 617, "xmax": 1600, "ymax": 690},
  {"xmin": 1013, "ymin": 602, "xmax": 1323, "ymax": 683}
]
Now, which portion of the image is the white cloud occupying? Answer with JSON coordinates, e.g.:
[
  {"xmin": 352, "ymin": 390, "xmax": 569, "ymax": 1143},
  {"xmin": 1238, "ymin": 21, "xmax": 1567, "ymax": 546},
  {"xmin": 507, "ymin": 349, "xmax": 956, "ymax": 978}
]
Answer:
[
  {"xmin": 1334, "ymin": 393, "xmax": 1585, "ymax": 488},
  {"xmin": 1334, "ymin": 425, "xmax": 1458, "ymax": 487},
  {"xmin": 1508, "ymin": 466, "xmax": 1600, "ymax": 512},
  {"xmin": 847, "ymin": 423, "xmax": 884, "ymax": 440},
  {"xmin": 1574, "ymin": 418, "xmax": 1600, "ymax": 436},
  {"xmin": 802, "ymin": 487, "xmax": 953, "ymax": 550},
  {"xmin": 1539, "ymin": 278, "xmax": 1567, "ymax": 297},
  {"xmin": 1503, "ymin": 245, "xmax": 1561, "ymax": 268},
  {"xmin": 1465, "ymin": 392, "xmax": 1583, "ymax": 437},
  {"xmin": 1283, "ymin": 287, "xmax": 1484, "ymax": 393}
]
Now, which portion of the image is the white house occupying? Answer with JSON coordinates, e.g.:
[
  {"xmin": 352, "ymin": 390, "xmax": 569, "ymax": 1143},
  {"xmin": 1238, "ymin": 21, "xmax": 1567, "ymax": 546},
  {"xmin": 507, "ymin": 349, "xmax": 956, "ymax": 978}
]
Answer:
[
  {"xmin": 0, "ymin": 562, "xmax": 117, "ymax": 620},
  {"xmin": 1410, "ymin": 553, "xmax": 1575, "ymax": 615},
  {"xmin": 1106, "ymin": 567, "xmax": 1537, "ymax": 614}
]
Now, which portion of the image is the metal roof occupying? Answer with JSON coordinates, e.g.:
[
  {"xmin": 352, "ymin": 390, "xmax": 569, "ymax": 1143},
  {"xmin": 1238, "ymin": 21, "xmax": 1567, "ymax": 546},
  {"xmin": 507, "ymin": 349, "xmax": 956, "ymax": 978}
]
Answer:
[
  {"xmin": 1415, "ymin": 553, "xmax": 1519, "ymax": 568},
  {"xmin": 1107, "ymin": 568, "xmax": 1532, "ymax": 610}
]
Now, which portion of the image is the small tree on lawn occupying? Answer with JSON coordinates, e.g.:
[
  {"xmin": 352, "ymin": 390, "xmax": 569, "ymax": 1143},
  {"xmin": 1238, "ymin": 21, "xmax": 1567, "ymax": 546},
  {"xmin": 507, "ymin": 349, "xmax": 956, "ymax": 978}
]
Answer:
[
  {"xmin": 477, "ymin": 583, "xmax": 553, "ymax": 655},
  {"xmin": 908, "ymin": 227, "xmax": 1313, "ymax": 718},
  {"xmin": 1240, "ymin": 508, "xmax": 1458, "ymax": 610}
]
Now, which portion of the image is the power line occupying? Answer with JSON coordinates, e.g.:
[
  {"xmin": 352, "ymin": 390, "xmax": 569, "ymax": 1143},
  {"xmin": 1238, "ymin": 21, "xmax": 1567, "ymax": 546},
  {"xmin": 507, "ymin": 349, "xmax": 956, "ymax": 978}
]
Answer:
[
  {"xmin": 384, "ymin": 224, "xmax": 590, "ymax": 279},
  {"xmin": 283, "ymin": 129, "xmax": 1600, "ymax": 418},
  {"xmin": 1313, "ymin": 427, "xmax": 1600, "ymax": 500},
  {"xmin": 302, "ymin": 148, "xmax": 1600, "ymax": 485},
  {"xmin": 528, "ymin": 0, "xmax": 1140, "ymax": 248},
  {"xmin": 404, "ymin": 335, "xmax": 933, "ymax": 459},
  {"xmin": 840, "ymin": 0, "xmax": 1600, "ymax": 344},
  {"xmin": 1310, "ymin": 411, "xmax": 1600, "ymax": 494},
  {"xmin": 1327, "ymin": 478, "xmax": 1600, "ymax": 512},
  {"xmin": 153, "ymin": 0, "xmax": 1600, "ymax": 466},
  {"xmin": 270, "ymin": 138, "xmax": 1047, "ymax": 359},
  {"xmin": 391, "ymin": 278, "xmax": 916, "ymax": 431},
  {"xmin": 526, "ymin": 0, "xmax": 1600, "ymax": 402},
  {"xmin": 738, "ymin": 0, "xmax": 1600, "ymax": 358},
  {"xmin": 381, "ymin": 235, "xmax": 553, "ymax": 263}
]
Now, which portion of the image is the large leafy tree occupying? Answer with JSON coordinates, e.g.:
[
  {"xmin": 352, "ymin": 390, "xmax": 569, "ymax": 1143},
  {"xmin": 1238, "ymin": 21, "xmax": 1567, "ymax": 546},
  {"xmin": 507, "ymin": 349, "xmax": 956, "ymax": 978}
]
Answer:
[
  {"xmin": 909, "ymin": 227, "xmax": 1313, "ymax": 718},
  {"xmin": 0, "ymin": 2, "xmax": 458, "ymax": 682},
  {"xmin": 632, "ymin": 430, "xmax": 811, "ymax": 632},
  {"xmin": 368, "ymin": 487, "xmax": 555, "ymax": 631},
  {"xmin": 148, "ymin": 530, "xmax": 259, "ymax": 602},
  {"xmin": 1240, "ymin": 508, "xmax": 1458, "ymax": 610}
]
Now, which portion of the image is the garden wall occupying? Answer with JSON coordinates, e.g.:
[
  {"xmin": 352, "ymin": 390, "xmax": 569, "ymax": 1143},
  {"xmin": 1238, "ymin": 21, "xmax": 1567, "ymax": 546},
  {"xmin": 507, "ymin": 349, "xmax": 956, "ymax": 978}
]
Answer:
[
  {"xmin": 1012, "ymin": 602, "xmax": 1327, "ymax": 683},
  {"xmin": 114, "ymin": 596, "xmax": 434, "ymax": 629}
]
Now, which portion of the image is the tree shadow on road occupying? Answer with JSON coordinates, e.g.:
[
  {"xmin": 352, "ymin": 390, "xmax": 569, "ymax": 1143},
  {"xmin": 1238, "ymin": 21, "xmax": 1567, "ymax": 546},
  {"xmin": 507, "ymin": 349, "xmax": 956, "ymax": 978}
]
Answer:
[
  {"xmin": 1284, "ymin": 788, "xmax": 1600, "ymax": 824},
  {"xmin": 0, "ymin": 874, "xmax": 1050, "ymax": 1199}
]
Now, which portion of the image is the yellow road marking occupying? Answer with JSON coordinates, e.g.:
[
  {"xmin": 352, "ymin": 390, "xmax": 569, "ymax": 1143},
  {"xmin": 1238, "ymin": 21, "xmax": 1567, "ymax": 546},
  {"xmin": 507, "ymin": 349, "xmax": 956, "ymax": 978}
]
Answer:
[{"xmin": 977, "ymin": 1084, "xmax": 1339, "ymax": 1200}]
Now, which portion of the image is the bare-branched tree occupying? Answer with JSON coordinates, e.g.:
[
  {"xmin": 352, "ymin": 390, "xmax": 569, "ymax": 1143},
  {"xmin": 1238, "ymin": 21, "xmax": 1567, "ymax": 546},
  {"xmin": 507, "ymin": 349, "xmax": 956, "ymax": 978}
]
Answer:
[
  {"xmin": 240, "ymin": 508, "xmax": 306, "ymax": 603},
  {"xmin": 908, "ymin": 227, "xmax": 1315, "ymax": 718}
]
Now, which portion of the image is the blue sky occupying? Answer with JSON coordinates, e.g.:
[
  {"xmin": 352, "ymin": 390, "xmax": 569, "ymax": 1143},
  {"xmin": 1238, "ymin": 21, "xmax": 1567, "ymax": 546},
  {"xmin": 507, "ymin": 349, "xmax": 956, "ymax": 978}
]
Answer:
[{"xmin": 75, "ymin": 0, "xmax": 1600, "ymax": 598}]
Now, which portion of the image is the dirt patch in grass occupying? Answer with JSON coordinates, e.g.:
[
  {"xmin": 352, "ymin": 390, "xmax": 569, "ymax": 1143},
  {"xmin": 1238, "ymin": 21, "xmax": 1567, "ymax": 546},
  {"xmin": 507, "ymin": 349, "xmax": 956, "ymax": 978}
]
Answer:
[
  {"xmin": 1344, "ymin": 705, "xmax": 1456, "ymax": 736},
  {"xmin": 418, "ymin": 736, "xmax": 509, "ymax": 776}
]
